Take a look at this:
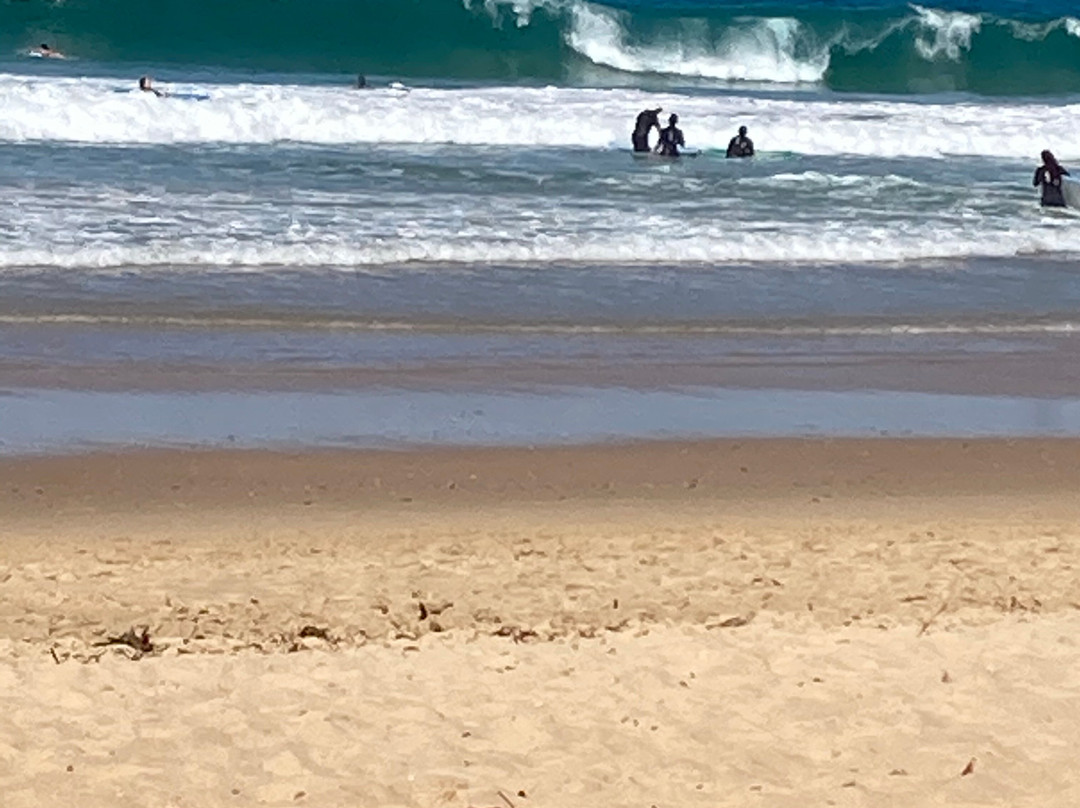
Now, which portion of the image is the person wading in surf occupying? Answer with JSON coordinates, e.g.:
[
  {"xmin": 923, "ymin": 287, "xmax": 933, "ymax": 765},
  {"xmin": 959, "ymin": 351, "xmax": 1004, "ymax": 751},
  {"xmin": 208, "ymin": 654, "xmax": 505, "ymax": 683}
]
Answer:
[
  {"xmin": 631, "ymin": 107, "xmax": 662, "ymax": 153},
  {"xmin": 656, "ymin": 114, "xmax": 685, "ymax": 157},
  {"xmin": 1033, "ymin": 150, "xmax": 1069, "ymax": 207},
  {"xmin": 726, "ymin": 125, "xmax": 754, "ymax": 158}
]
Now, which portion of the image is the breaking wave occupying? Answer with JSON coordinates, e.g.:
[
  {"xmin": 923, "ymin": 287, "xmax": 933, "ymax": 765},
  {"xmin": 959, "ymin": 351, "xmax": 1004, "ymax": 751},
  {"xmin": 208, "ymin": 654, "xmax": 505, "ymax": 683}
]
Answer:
[{"xmin": 2, "ymin": 0, "xmax": 1080, "ymax": 94}]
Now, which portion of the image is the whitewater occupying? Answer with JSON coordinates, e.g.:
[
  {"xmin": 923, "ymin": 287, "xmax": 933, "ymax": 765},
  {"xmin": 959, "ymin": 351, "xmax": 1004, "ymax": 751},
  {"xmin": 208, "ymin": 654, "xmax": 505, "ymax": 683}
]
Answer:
[
  {"xmin": 1, "ymin": 136, "xmax": 1075, "ymax": 270},
  {"xmin": 2, "ymin": 74, "xmax": 1079, "ymax": 159}
]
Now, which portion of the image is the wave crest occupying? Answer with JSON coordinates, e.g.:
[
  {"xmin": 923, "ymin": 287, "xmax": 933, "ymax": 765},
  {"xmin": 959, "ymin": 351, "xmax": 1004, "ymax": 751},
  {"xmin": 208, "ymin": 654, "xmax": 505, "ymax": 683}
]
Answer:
[
  {"xmin": 565, "ymin": 4, "xmax": 828, "ymax": 83},
  {"xmin": 910, "ymin": 5, "xmax": 981, "ymax": 61},
  {"xmin": 4, "ymin": 0, "xmax": 1080, "ymax": 94},
  {"xmin": 478, "ymin": 0, "xmax": 1080, "ymax": 93}
]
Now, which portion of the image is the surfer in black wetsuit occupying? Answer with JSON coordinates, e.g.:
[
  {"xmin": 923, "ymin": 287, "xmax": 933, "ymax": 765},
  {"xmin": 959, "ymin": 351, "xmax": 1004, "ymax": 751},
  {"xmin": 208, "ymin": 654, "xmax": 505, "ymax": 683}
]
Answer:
[
  {"xmin": 1033, "ymin": 150, "xmax": 1069, "ymax": 207},
  {"xmin": 657, "ymin": 114, "xmax": 684, "ymax": 157},
  {"xmin": 632, "ymin": 107, "xmax": 662, "ymax": 153},
  {"xmin": 726, "ymin": 126, "xmax": 754, "ymax": 158}
]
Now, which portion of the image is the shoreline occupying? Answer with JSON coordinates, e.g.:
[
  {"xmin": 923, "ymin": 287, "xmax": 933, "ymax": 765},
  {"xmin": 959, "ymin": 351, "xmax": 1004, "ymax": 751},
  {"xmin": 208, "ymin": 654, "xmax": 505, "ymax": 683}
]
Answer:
[
  {"xmin": 6, "ymin": 437, "xmax": 1080, "ymax": 516},
  {"xmin": 5, "ymin": 386, "xmax": 1080, "ymax": 456},
  {"xmin": 4, "ymin": 321, "xmax": 1080, "ymax": 398}
]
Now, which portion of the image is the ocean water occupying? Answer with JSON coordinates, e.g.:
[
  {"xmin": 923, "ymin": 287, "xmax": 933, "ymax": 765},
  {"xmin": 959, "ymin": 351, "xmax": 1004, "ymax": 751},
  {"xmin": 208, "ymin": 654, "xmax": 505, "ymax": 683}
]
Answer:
[{"xmin": 1, "ymin": 0, "xmax": 1079, "ymax": 451}]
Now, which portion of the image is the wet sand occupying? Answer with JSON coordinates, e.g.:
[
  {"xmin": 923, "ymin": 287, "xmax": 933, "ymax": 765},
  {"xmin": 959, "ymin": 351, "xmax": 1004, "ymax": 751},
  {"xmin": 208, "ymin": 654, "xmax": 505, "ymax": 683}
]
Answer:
[
  {"xmin": 6, "ymin": 321, "xmax": 1080, "ymax": 454},
  {"xmin": 3, "ymin": 330, "xmax": 1080, "ymax": 397},
  {"xmin": 2, "ymin": 439, "xmax": 1080, "ymax": 806}
]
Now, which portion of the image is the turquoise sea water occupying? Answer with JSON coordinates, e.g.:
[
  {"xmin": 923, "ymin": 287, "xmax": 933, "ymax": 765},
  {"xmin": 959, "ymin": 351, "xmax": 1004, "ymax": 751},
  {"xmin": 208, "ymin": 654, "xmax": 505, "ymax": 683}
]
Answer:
[
  {"xmin": 4, "ymin": 0, "xmax": 1080, "ymax": 93},
  {"xmin": 1, "ymin": 0, "xmax": 1079, "ymax": 451}
]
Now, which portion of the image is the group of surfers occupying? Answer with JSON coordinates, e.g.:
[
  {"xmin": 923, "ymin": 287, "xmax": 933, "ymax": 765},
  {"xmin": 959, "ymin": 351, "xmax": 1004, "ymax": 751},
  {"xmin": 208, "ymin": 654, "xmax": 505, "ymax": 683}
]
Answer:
[
  {"xmin": 634, "ymin": 107, "xmax": 1072, "ymax": 209},
  {"xmin": 633, "ymin": 107, "xmax": 753, "ymax": 159},
  {"xmin": 24, "ymin": 45, "xmax": 1076, "ymax": 208},
  {"xmin": 32, "ymin": 43, "xmax": 170, "ymax": 98},
  {"xmin": 137, "ymin": 73, "xmax": 399, "ymax": 98}
]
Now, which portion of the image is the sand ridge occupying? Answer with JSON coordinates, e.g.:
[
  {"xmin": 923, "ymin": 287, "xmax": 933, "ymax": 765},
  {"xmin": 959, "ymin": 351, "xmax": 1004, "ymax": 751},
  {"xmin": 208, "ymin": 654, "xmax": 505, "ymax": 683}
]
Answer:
[{"xmin": 2, "ymin": 500, "xmax": 1078, "ymax": 661}]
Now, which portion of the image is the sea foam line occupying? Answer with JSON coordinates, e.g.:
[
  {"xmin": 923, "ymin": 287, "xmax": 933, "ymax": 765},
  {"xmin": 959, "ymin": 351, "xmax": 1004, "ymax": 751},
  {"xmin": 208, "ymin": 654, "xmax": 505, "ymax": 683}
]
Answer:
[
  {"xmin": 1, "ymin": 75, "xmax": 1078, "ymax": 157},
  {"xmin": 0, "ymin": 220, "xmax": 1076, "ymax": 269},
  {"xmin": 0, "ymin": 311, "xmax": 1076, "ymax": 337}
]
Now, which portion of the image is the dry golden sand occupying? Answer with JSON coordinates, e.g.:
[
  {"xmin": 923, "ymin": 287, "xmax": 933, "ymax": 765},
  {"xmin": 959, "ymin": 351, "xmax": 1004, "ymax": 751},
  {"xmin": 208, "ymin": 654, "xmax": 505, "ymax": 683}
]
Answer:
[{"xmin": 2, "ymin": 439, "xmax": 1080, "ymax": 807}]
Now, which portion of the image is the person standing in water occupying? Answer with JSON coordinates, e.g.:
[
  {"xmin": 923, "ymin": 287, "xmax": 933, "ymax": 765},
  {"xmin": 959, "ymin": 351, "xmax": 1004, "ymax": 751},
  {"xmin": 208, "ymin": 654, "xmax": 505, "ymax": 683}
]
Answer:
[
  {"xmin": 1033, "ymin": 150, "xmax": 1069, "ymax": 207},
  {"xmin": 726, "ymin": 125, "xmax": 754, "ymax": 158},
  {"xmin": 656, "ymin": 114, "xmax": 684, "ymax": 157},
  {"xmin": 631, "ymin": 107, "xmax": 662, "ymax": 153}
]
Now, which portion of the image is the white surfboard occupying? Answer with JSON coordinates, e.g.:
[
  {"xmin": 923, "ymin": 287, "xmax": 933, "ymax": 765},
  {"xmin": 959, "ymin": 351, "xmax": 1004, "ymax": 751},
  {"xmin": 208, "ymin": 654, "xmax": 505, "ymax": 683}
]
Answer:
[
  {"xmin": 1062, "ymin": 178, "xmax": 1080, "ymax": 209},
  {"xmin": 631, "ymin": 149, "xmax": 701, "ymax": 160}
]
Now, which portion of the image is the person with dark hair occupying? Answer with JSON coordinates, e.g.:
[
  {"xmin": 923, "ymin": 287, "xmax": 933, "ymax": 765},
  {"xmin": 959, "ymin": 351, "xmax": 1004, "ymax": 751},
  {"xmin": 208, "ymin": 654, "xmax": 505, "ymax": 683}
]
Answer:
[
  {"xmin": 138, "ymin": 75, "xmax": 166, "ymax": 97},
  {"xmin": 30, "ymin": 43, "xmax": 64, "ymax": 59},
  {"xmin": 356, "ymin": 74, "xmax": 368, "ymax": 89},
  {"xmin": 1034, "ymin": 150, "xmax": 1069, "ymax": 207},
  {"xmin": 631, "ymin": 107, "xmax": 662, "ymax": 153},
  {"xmin": 726, "ymin": 125, "xmax": 754, "ymax": 158},
  {"xmin": 656, "ymin": 113, "xmax": 684, "ymax": 157}
]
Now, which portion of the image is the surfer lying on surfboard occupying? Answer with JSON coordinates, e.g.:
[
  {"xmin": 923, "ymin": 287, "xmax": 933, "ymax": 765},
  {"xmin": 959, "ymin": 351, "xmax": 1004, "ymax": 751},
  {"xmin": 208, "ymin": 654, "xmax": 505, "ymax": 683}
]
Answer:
[
  {"xmin": 29, "ymin": 43, "xmax": 64, "ymax": 59},
  {"xmin": 1034, "ymin": 150, "xmax": 1069, "ymax": 207},
  {"xmin": 138, "ymin": 75, "xmax": 167, "ymax": 97}
]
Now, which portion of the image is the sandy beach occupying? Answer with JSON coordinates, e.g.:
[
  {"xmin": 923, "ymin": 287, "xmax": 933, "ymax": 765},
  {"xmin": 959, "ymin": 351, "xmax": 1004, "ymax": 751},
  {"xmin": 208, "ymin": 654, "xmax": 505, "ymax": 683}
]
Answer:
[
  {"xmin": 3, "ymin": 438, "xmax": 1080, "ymax": 807},
  {"xmin": 6, "ymin": 4, "xmax": 1080, "ymax": 804}
]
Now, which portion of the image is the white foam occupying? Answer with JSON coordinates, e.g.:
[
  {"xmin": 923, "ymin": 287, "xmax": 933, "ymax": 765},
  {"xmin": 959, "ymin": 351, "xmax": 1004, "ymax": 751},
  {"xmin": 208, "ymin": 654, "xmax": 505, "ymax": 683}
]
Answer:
[
  {"xmin": 1004, "ymin": 17, "xmax": 1080, "ymax": 42},
  {"xmin": 0, "ymin": 216, "xmax": 1075, "ymax": 270},
  {"xmin": 524, "ymin": 0, "xmax": 828, "ymax": 83},
  {"xmin": 472, "ymin": 1, "xmax": 1080, "ymax": 87},
  {"xmin": 1, "ymin": 155, "xmax": 1076, "ymax": 269},
  {"xmin": 468, "ymin": 0, "xmax": 549, "ymax": 28},
  {"xmin": 565, "ymin": 3, "xmax": 828, "ymax": 83},
  {"xmin": 1, "ymin": 73, "xmax": 1077, "ymax": 158},
  {"xmin": 910, "ymin": 4, "xmax": 981, "ymax": 61},
  {"xmin": 760, "ymin": 172, "xmax": 922, "ymax": 189}
]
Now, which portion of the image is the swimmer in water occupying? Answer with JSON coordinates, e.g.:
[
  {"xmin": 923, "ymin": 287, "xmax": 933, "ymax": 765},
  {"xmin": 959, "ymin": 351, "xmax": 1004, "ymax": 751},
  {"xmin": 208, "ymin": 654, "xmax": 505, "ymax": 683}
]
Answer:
[
  {"xmin": 138, "ymin": 75, "xmax": 167, "ymax": 97},
  {"xmin": 30, "ymin": 43, "xmax": 64, "ymax": 59}
]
